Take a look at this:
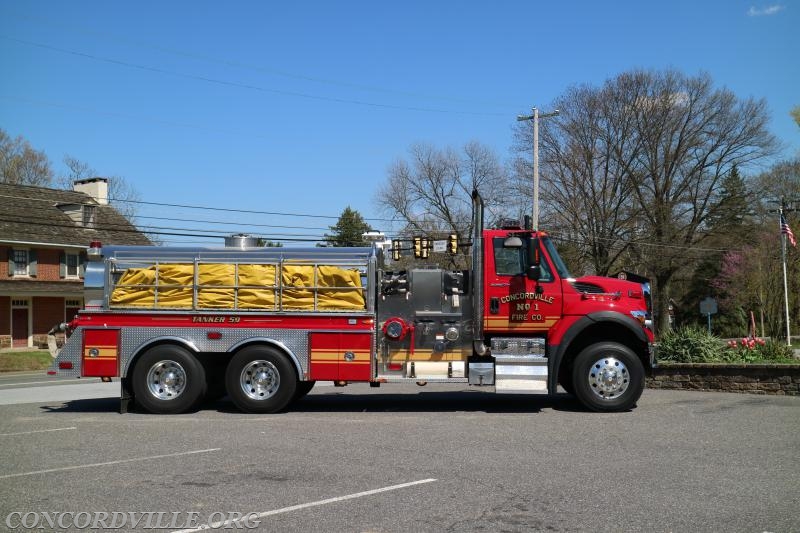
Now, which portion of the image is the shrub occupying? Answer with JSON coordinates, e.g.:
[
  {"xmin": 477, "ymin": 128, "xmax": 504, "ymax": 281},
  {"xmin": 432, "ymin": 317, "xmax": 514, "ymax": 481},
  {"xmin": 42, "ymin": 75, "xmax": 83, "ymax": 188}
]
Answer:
[
  {"xmin": 658, "ymin": 326, "xmax": 726, "ymax": 363},
  {"xmin": 658, "ymin": 328, "xmax": 796, "ymax": 364}
]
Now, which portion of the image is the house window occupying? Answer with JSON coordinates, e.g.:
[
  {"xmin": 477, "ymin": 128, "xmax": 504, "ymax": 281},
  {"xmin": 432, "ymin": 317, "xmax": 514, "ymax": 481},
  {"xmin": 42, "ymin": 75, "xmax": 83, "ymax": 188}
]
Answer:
[
  {"xmin": 83, "ymin": 205, "xmax": 97, "ymax": 228},
  {"xmin": 13, "ymin": 249, "xmax": 29, "ymax": 276},
  {"xmin": 66, "ymin": 253, "xmax": 80, "ymax": 278}
]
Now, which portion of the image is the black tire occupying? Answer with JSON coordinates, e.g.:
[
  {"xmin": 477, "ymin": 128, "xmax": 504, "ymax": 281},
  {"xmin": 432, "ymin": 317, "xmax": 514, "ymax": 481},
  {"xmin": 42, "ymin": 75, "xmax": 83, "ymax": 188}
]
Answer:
[
  {"xmin": 558, "ymin": 361, "xmax": 575, "ymax": 395},
  {"xmin": 225, "ymin": 346, "xmax": 297, "ymax": 413},
  {"xmin": 571, "ymin": 342, "xmax": 644, "ymax": 412},
  {"xmin": 132, "ymin": 345, "xmax": 206, "ymax": 414},
  {"xmin": 293, "ymin": 380, "xmax": 316, "ymax": 401},
  {"xmin": 559, "ymin": 378, "xmax": 575, "ymax": 396}
]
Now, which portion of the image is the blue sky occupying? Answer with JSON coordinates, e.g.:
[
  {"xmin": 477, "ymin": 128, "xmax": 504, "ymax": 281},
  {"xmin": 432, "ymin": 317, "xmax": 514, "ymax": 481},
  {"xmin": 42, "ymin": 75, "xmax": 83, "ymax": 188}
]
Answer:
[{"xmin": 1, "ymin": 1, "xmax": 798, "ymax": 245}]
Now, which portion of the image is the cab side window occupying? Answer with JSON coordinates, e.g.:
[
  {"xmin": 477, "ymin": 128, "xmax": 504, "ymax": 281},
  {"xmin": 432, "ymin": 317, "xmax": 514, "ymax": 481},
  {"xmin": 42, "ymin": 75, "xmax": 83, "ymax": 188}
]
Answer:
[
  {"xmin": 494, "ymin": 245, "xmax": 524, "ymax": 276},
  {"xmin": 492, "ymin": 238, "xmax": 553, "ymax": 281}
]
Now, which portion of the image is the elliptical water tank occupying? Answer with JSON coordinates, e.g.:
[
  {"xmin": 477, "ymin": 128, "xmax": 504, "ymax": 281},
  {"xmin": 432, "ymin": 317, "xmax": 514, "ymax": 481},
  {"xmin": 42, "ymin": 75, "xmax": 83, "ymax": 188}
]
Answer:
[{"xmin": 225, "ymin": 234, "xmax": 260, "ymax": 248}]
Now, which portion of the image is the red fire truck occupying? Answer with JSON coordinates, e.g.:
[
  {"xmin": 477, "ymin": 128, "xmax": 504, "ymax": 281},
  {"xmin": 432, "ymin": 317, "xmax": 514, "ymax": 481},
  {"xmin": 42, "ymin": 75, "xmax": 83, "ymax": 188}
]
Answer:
[{"xmin": 49, "ymin": 192, "xmax": 654, "ymax": 414}]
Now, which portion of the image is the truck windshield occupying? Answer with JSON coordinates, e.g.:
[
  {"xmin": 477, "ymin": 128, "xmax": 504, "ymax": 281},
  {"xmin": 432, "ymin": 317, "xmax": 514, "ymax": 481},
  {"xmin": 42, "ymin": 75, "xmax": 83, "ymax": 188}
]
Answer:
[{"xmin": 542, "ymin": 237, "xmax": 572, "ymax": 279}]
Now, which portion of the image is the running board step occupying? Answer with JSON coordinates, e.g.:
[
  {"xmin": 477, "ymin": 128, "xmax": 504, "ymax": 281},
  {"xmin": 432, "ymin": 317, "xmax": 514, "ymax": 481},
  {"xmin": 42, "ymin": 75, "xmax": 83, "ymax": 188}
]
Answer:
[{"xmin": 494, "ymin": 358, "xmax": 548, "ymax": 394}]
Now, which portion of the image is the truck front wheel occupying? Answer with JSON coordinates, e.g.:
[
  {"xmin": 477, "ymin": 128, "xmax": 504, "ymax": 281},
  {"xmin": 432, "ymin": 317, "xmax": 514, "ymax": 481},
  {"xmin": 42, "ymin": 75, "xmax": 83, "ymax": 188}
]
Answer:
[
  {"xmin": 571, "ymin": 342, "xmax": 644, "ymax": 412},
  {"xmin": 132, "ymin": 345, "xmax": 207, "ymax": 414},
  {"xmin": 225, "ymin": 346, "xmax": 297, "ymax": 413}
]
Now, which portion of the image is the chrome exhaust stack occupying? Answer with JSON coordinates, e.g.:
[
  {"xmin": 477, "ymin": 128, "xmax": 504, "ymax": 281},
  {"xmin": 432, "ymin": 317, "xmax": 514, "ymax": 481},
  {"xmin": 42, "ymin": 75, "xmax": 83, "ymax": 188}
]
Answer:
[{"xmin": 471, "ymin": 190, "xmax": 488, "ymax": 356}]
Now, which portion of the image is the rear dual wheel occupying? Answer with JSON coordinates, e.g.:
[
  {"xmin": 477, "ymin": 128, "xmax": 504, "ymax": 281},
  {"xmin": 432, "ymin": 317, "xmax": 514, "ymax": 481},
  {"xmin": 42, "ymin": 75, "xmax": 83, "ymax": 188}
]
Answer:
[
  {"xmin": 132, "ymin": 345, "xmax": 206, "ymax": 414},
  {"xmin": 225, "ymin": 346, "xmax": 297, "ymax": 414}
]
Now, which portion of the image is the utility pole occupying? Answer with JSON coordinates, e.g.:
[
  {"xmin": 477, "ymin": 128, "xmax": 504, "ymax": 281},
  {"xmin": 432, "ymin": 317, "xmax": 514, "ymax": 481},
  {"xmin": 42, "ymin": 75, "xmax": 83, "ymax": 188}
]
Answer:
[{"xmin": 517, "ymin": 107, "xmax": 559, "ymax": 231}]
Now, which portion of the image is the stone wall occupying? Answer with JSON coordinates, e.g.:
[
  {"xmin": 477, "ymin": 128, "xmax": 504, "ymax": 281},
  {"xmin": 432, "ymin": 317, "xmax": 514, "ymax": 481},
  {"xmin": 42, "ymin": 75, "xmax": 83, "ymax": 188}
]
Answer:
[{"xmin": 648, "ymin": 363, "xmax": 800, "ymax": 396}]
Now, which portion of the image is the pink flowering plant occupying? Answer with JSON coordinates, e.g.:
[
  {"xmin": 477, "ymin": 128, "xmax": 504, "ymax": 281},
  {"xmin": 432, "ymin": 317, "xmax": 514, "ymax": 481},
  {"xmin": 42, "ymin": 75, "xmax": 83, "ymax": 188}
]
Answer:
[{"xmin": 724, "ymin": 337, "xmax": 793, "ymax": 363}]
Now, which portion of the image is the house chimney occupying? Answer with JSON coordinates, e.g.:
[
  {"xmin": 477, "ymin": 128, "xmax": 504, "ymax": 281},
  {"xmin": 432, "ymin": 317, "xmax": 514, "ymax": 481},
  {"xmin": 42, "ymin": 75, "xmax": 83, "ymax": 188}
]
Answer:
[{"xmin": 73, "ymin": 177, "xmax": 109, "ymax": 205}]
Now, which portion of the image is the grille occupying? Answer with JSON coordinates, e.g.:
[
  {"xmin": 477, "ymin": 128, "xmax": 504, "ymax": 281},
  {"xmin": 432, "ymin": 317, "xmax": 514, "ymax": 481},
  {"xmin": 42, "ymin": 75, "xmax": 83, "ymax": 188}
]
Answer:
[{"xmin": 571, "ymin": 281, "xmax": 605, "ymax": 294}]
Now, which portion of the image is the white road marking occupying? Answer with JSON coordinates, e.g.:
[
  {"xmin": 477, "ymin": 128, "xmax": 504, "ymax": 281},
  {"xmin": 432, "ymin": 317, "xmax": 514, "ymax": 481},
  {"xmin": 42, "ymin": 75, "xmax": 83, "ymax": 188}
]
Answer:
[
  {"xmin": 0, "ymin": 448, "xmax": 221, "ymax": 480},
  {"xmin": 0, "ymin": 380, "xmax": 93, "ymax": 387},
  {"xmin": 172, "ymin": 478, "xmax": 438, "ymax": 533},
  {"xmin": 0, "ymin": 426, "xmax": 77, "ymax": 437}
]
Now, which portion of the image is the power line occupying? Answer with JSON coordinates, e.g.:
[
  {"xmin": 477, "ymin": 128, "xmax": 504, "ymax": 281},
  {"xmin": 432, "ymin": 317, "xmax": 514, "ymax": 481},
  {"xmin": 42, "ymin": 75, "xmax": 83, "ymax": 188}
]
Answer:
[
  {"xmin": 0, "ymin": 95, "xmax": 274, "ymax": 140},
  {"xmin": 133, "ymin": 214, "xmax": 330, "ymax": 231},
  {"xmin": 111, "ymin": 196, "xmax": 396, "ymax": 222},
  {"xmin": 2, "ymin": 35, "xmax": 506, "ymax": 117},
  {"xmin": 0, "ymin": 192, "xmax": 399, "ymax": 224},
  {"xmin": 5, "ymin": 11, "xmax": 513, "ymax": 109},
  {"xmin": 0, "ymin": 212, "xmax": 329, "ymax": 240},
  {"xmin": 3, "ymin": 211, "xmax": 772, "ymax": 257},
  {"xmin": 0, "ymin": 217, "xmax": 327, "ymax": 243},
  {"xmin": 3, "ymin": 195, "xmax": 784, "ymax": 255}
]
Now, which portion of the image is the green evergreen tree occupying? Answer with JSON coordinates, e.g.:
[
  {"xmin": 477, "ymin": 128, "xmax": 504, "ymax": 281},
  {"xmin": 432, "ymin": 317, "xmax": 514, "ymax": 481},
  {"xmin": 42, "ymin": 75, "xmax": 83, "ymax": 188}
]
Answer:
[
  {"xmin": 676, "ymin": 166, "xmax": 754, "ymax": 335},
  {"xmin": 323, "ymin": 207, "xmax": 372, "ymax": 247}
]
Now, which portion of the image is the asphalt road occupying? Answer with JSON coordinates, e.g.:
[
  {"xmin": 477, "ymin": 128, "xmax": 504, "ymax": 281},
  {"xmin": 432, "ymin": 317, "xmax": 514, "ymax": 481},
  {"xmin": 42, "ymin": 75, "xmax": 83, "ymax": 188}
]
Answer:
[{"xmin": 0, "ymin": 376, "xmax": 798, "ymax": 532}]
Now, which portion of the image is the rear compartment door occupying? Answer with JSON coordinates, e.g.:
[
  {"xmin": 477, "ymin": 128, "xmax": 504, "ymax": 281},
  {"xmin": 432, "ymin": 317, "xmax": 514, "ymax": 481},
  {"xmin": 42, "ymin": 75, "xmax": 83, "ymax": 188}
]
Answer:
[
  {"xmin": 82, "ymin": 328, "xmax": 121, "ymax": 377},
  {"xmin": 309, "ymin": 332, "xmax": 372, "ymax": 381}
]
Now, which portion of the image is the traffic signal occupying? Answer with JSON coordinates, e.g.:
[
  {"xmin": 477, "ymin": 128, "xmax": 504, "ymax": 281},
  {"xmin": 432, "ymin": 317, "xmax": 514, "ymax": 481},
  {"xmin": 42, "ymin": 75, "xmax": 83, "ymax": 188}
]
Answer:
[
  {"xmin": 391, "ymin": 240, "xmax": 401, "ymax": 261},
  {"xmin": 420, "ymin": 238, "xmax": 429, "ymax": 259},
  {"xmin": 448, "ymin": 233, "xmax": 458, "ymax": 254},
  {"xmin": 413, "ymin": 237, "xmax": 422, "ymax": 258}
]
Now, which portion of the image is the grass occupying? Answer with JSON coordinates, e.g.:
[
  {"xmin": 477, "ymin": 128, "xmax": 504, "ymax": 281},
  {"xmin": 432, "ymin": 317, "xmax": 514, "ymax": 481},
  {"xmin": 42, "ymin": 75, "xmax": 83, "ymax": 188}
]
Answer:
[{"xmin": 0, "ymin": 350, "xmax": 53, "ymax": 372}]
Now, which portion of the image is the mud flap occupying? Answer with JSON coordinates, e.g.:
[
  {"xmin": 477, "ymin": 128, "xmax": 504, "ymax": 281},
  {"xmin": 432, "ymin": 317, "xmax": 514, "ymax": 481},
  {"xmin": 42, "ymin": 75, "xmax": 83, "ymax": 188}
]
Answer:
[{"xmin": 120, "ymin": 377, "xmax": 133, "ymax": 414}]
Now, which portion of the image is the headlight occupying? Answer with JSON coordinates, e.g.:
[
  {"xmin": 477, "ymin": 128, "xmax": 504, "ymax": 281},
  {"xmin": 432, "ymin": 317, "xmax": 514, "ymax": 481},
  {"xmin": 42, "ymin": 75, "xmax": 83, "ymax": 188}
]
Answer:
[{"xmin": 630, "ymin": 310, "xmax": 648, "ymax": 325}]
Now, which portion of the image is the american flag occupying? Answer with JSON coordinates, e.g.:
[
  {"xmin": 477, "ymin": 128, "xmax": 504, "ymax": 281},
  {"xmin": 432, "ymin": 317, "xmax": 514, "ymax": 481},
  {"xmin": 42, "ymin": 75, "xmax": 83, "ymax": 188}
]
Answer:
[{"xmin": 781, "ymin": 214, "xmax": 796, "ymax": 247}]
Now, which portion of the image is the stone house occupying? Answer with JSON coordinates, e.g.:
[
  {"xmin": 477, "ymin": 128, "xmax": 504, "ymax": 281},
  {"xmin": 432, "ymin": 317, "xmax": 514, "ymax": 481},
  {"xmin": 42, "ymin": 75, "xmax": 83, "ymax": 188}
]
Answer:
[{"xmin": 0, "ymin": 178, "xmax": 150, "ymax": 348}]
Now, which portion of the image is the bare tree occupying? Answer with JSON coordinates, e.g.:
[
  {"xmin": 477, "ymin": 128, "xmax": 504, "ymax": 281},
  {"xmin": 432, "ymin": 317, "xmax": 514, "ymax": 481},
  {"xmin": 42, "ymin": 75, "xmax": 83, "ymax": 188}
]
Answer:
[
  {"xmin": 0, "ymin": 128, "xmax": 53, "ymax": 186},
  {"xmin": 628, "ymin": 70, "xmax": 777, "ymax": 330},
  {"xmin": 58, "ymin": 155, "xmax": 141, "ymax": 220},
  {"xmin": 513, "ymin": 70, "xmax": 778, "ymax": 332},
  {"xmin": 377, "ymin": 141, "xmax": 511, "ymax": 237},
  {"xmin": 513, "ymin": 81, "xmax": 643, "ymax": 276}
]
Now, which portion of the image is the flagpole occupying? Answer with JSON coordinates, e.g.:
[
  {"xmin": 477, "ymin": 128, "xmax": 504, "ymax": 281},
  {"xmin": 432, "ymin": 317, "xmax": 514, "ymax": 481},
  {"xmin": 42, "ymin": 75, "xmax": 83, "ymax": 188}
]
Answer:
[{"xmin": 780, "ymin": 203, "xmax": 791, "ymax": 346}]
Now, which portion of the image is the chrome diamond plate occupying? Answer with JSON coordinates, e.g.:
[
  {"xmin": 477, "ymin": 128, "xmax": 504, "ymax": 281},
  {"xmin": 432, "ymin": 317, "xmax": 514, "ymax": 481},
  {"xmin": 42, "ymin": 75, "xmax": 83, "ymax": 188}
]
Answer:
[{"xmin": 49, "ymin": 332, "xmax": 83, "ymax": 378}]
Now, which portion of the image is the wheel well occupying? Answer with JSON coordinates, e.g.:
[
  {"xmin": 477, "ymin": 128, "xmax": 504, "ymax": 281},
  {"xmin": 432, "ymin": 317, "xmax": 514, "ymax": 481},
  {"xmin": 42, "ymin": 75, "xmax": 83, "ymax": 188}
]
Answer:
[
  {"xmin": 126, "ymin": 340, "xmax": 198, "ymax": 380},
  {"xmin": 558, "ymin": 322, "xmax": 649, "ymax": 383},
  {"xmin": 229, "ymin": 341, "xmax": 302, "ymax": 380}
]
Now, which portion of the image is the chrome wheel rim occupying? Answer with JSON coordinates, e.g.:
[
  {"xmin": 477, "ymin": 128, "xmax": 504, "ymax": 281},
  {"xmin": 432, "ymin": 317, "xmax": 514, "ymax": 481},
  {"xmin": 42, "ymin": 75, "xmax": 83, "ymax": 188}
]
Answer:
[
  {"xmin": 146, "ymin": 360, "xmax": 186, "ymax": 400},
  {"xmin": 240, "ymin": 360, "xmax": 280, "ymax": 400},
  {"xmin": 587, "ymin": 357, "xmax": 629, "ymax": 400}
]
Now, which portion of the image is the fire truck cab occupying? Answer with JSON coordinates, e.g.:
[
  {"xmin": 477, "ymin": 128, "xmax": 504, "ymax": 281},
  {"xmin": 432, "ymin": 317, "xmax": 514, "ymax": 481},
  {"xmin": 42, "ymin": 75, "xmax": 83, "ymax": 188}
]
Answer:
[{"xmin": 49, "ymin": 193, "xmax": 654, "ymax": 414}]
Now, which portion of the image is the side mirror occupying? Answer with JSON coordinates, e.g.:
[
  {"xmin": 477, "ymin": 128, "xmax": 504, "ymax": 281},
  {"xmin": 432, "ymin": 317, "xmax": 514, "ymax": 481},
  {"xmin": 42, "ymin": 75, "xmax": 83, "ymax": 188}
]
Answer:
[
  {"xmin": 503, "ymin": 236, "xmax": 523, "ymax": 248},
  {"xmin": 527, "ymin": 265, "xmax": 541, "ymax": 281},
  {"xmin": 528, "ymin": 237, "xmax": 541, "ymax": 268}
]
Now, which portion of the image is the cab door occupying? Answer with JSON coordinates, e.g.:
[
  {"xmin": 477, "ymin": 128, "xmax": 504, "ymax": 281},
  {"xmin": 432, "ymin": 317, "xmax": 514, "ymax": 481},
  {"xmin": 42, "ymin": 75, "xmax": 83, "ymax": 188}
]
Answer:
[{"xmin": 483, "ymin": 234, "xmax": 563, "ymax": 334}]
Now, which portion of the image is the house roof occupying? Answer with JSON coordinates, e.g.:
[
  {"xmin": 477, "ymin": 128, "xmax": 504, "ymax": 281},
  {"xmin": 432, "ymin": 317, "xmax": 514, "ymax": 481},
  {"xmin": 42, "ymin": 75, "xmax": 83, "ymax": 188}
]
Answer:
[{"xmin": 0, "ymin": 182, "xmax": 151, "ymax": 247}]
